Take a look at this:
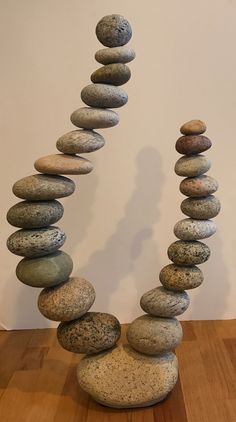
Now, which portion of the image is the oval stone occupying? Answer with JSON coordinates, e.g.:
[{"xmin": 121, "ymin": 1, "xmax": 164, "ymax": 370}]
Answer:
[
  {"xmin": 168, "ymin": 240, "xmax": 210, "ymax": 266},
  {"xmin": 7, "ymin": 200, "xmax": 64, "ymax": 229},
  {"xmin": 91, "ymin": 64, "xmax": 131, "ymax": 86},
  {"xmin": 175, "ymin": 155, "xmax": 211, "ymax": 177},
  {"xmin": 34, "ymin": 154, "xmax": 93, "ymax": 175},
  {"xmin": 181, "ymin": 195, "xmax": 221, "ymax": 219},
  {"xmin": 140, "ymin": 286, "xmax": 190, "ymax": 317},
  {"xmin": 174, "ymin": 218, "xmax": 217, "ymax": 240},
  {"xmin": 96, "ymin": 14, "xmax": 132, "ymax": 47},
  {"xmin": 95, "ymin": 46, "xmax": 136, "ymax": 65},
  {"xmin": 127, "ymin": 315, "xmax": 182, "ymax": 355},
  {"xmin": 16, "ymin": 251, "xmax": 73, "ymax": 288},
  {"xmin": 176, "ymin": 135, "xmax": 212, "ymax": 155},
  {"xmin": 180, "ymin": 120, "xmax": 206, "ymax": 135},
  {"xmin": 56, "ymin": 130, "xmax": 105, "ymax": 154},
  {"xmin": 77, "ymin": 345, "xmax": 178, "ymax": 408},
  {"xmin": 57, "ymin": 312, "xmax": 121, "ymax": 354},
  {"xmin": 38, "ymin": 277, "xmax": 95, "ymax": 321},
  {"xmin": 71, "ymin": 107, "xmax": 119, "ymax": 129},
  {"xmin": 81, "ymin": 84, "xmax": 128, "ymax": 109},
  {"xmin": 7, "ymin": 226, "xmax": 66, "ymax": 258},
  {"xmin": 13, "ymin": 174, "xmax": 75, "ymax": 200},
  {"xmin": 160, "ymin": 264, "xmax": 204, "ymax": 290},
  {"xmin": 180, "ymin": 175, "xmax": 218, "ymax": 197}
]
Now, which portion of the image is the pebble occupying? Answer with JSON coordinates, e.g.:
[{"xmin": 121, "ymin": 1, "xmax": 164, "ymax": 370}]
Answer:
[
  {"xmin": 175, "ymin": 155, "xmax": 211, "ymax": 177},
  {"xmin": 140, "ymin": 286, "xmax": 190, "ymax": 317},
  {"xmin": 77, "ymin": 345, "xmax": 178, "ymax": 408},
  {"xmin": 168, "ymin": 240, "xmax": 210, "ymax": 266},
  {"xmin": 13, "ymin": 174, "xmax": 75, "ymax": 200},
  {"xmin": 71, "ymin": 107, "xmax": 119, "ymax": 129},
  {"xmin": 7, "ymin": 226, "xmax": 66, "ymax": 258},
  {"xmin": 95, "ymin": 46, "xmax": 136, "ymax": 65},
  {"xmin": 181, "ymin": 195, "xmax": 221, "ymax": 219},
  {"xmin": 91, "ymin": 64, "xmax": 131, "ymax": 86},
  {"xmin": 57, "ymin": 312, "xmax": 121, "ymax": 354},
  {"xmin": 7, "ymin": 200, "xmax": 64, "ymax": 229},
  {"xmin": 176, "ymin": 135, "xmax": 212, "ymax": 155},
  {"xmin": 96, "ymin": 14, "xmax": 132, "ymax": 47},
  {"xmin": 81, "ymin": 84, "xmax": 128, "ymax": 109},
  {"xmin": 159, "ymin": 264, "xmax": 204, "ymax": 290},
  {"xmin": 16, "ymin": 251, "xmax": 73, "ymax": 288},
  {"xmin": 180, "ymin": 175, "xmax": 218, "ymax": 197},
  {"xmin": 34, "ymin": 154, "xmax": 93, "ymax": 175},
  {"xmin": 56, "ymin": 129, "xmax": 105, "ymax": 154},
  {"xmin": 180, "ymin": 120, "xmax": 206, "ymax": 135},
  {"xmin": 127, "ymin": 315, "xmax": 182, "ymax": 355},
  {"xmin": 38, "ymin": 277, "xmax": 95, "ymax": 321},
  {"xmin": 174, "ymin": 218, "xmax": 217, "ymax": 240}
]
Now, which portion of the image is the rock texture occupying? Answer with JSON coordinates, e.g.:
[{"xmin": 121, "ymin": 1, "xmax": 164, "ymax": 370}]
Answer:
[
  {"xmin": 168, "ymin": 240, "xmax": 210, "ymax": 266},
  {"xmin": 71, "ymin": 107, "xmax": 119, "ymax": 129},
  {"xmin": 34, "ymin": 154, "xmax": 93, "ymax": 175},
  {"xmin": 95, "ymin": 46, "xmax": 136, "ymax": 64},
  {"xmin": 181, "ymin": 195, "xmax": 221, "ymax": 219},
  {"xmin": 175, "ymin": 155, "xmax": 211, "ymax": 177},
  {"xmin": 91, "ymin": 64, "xmax": 131, "ymax": 86},
  {"xmin": 96, "ymin": 15, "xmax": 132, "ymax": 47},
  {"xmin": 176, "ymin": 135, "xmax": 212, "ymax": 155},
  {"xmin": 159, "ymin": 264, "xmax": 204, "ymax": 290},
  {"xmin": 180, "ymin": 175, "xmax": 218, "ymax": 197},
  {"xmin": 174, "ymin": 218, "xmax": 216, "ymax": 240},
  {"xmin": 12, "ymin": 174, "xmax": 75, "ymax": 200},
  {"xmin": 56, "ymin": 130, "xmax": 105, "ymax": 154},
  {"xmin": 140, "ymin": 286, "xmax": 190, "ymax": 317},
  {"xmin": 180, "ymin": 119, "xmax": 206, "ymax": 135},
  {"xmin": 81, "ymin": 84, "xmax": 128, "ymax": 108}
]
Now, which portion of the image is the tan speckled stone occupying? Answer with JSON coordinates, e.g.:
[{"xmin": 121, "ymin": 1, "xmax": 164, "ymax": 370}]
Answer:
[
  {"xmin": 175, "ymin": 155, "xmax": 211, "ymax": 177},
  {"xmin": 181, "ymin": 195, "xmax": 221, "ymax": 219},
  {"xmin": 77, "ymin": 344, "xmax": 178, "ymax": 408},
  {"xmin": 180, "ymin": 175, "xmax": 218, "ymax": 197},
  {"xmin": 56, "ymin": 130, "xmax": 105, "ymax": 154},
  {"xmin": 95, "ymin": 46, "xmax": 136, "ymax": 65},
  {"xmin": 174, "ymin": 218, "xmax": 216, "ymax": 240},
  {"xmin": 168, "ymin": 240, "xmax": 210, "ymax": 266},
  {"xmin": 12, "ymin": 174, "xmax": 75, "ymax": 200},
  {"xmin": 140, "ymin": 286, "xmax": 190, "ymax": 317},
  {"xmin": 159, "ymin": 264, "xmax": 204, "ymax": 290},
  {"xmin": 71, "ymin": 107, "xmax": 119, "ymax": 129},
  {"xmin": 180, "ymin": 120, "xmax": 206, "ymax": 135},
  {"xmin": 34, "ymin": 154, "xmax": 93, "ymax": 175}
]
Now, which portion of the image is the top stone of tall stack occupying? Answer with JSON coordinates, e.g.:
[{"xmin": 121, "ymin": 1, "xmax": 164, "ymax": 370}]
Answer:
[{"xmin": 96, "ymin": 14, "xmax": 132, "ymax": 47}]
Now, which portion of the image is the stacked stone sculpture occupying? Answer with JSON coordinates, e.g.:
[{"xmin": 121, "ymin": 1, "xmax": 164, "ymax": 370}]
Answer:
[{"xmin": 6, "ymin": 14, "xmax": 220, "ymax": 409}]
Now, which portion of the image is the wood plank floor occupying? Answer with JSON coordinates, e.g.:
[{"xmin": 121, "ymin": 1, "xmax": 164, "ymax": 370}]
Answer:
[{"xmin": 0, "ymin": 320, "xmax": 235, "ymax": 422}]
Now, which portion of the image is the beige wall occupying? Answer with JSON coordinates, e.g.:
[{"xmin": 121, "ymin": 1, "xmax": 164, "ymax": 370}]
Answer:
[{"xmin": 1, "ymin": 0, "xmax": 235, "ymax": 329}]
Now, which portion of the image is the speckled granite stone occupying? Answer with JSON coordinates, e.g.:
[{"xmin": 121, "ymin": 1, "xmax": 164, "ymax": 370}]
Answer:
[
  {"xmin": 12, "ymin": 174, "xmax": 75, "ymax": 200},
  {"xmin": 180, "ymin": 120, "xmax": 206, "ymax": 135},
  {"xmin": 180, "ymin": 175, "xmax": 218, "ymax": 197},
  {"xmin": 81, "ymin": 84, "xmax": 128, "ymax": 108},
  {"xmin": 168, "ymin": 240, "xmax": 210, "ymax": 266},
  {"xmin": 174, "ymin": 218, "xmax": 216, "ymax": 240},
  {"xmin": 77, "ymin": 345, "xmax": 178, "ymax": 408},
  {"xmin": 159, "ymin": 264, "xmax": 204, "ymax": 290},
  {"xmin": 34, "ymin": 154, "xmax": 93, "ymax": 175},
  {"xmin": 71, "ymin": 107, "xmax": 119, "ymax": 129},
  {"xmin": 181, "ymin": 195, "xmax": 221, "ymax": 219},
  {"xmin": 96, "ymin": 15, "xmax": 132, "ymax": 47},
  {"xmin": 140, "ymin": 286, "xmax": 190, "ymax": 317},
  {"xmin": 175, "ymin": 155, "xmax": 211, "ymax": 177},
  {"xmin": 176, "ymin": 135, "xmax": 212, "ymax": 155},
  {"xmin": 56, "ymin": 130, "xmax": 105, "ymax": 154},
  {"xmin": 95, "ymin": 46, "xmax": 135, "ymax": 65},
  {"xmin": 91, "ymin": 64, "xmax": 131, "ymax": 86},
  {"xmin": 57, "ymin": 312, "xmax": 121, "ymax": 354}
]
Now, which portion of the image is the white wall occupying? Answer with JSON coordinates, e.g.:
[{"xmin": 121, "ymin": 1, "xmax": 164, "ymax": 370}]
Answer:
[{"xmin": 1, "ymin": 0, "xmax": 235, "ymax": 329}]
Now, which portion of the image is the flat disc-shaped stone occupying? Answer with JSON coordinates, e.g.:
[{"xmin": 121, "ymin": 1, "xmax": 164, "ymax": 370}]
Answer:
[
  {"xmin": 91, "ymin": 64, "xmax": 131, "ymax": 86},
  {"xmin": 180, "ymin": 175, "xmax": 218, "ymax": 197},
  {"xmin": 180, "ymin": 120, "xmax": 206, "ymax": 135},
  {"xmin": 96, "ymin": 14, "xmax": 132, "ymax": 47},
  {"xmin": 159, "ymin": 264, "xmax": 204, "ymax": 290},
  {"xmin": 12, "ymin": 174, "xmax": 75, "ymax": 200},
  {"xmin": 81, "ymin": 84, "xmax": 128, "ymax": 109},
  {"xmin": 168, "ymin": 240, "xmax": 210, "ymax": 266},
  {"xmin": 140, "ymin": 286, "xmax": 190, "ymax": 317},
  {"xmin": 175, "ymin": 155, "xmax": 211, "ymax": 177},
  {"xmin": 95, "ymin": 46, "xmax": 136, "ymax": 65},
  {"xmin": 181, "ymin": 195, "xmax": 221, "ymax": 219},
  {"xmin": 176, "ymin": 135, "xmax": 212, "ymax": 155},
  {"xmin": 71, "ymin": 107, "xmax": 119, "ymax": 129},
  {"xmin": 34, "ymin": 154, "xmax": 93, "ymax": 175},
  {"xmin": 56, "ymin": 130, "xmax": 105, "ymax": 154},
  {"xmin": 174, "ymin": 218, "xmax": 217, "ymax": 240}
]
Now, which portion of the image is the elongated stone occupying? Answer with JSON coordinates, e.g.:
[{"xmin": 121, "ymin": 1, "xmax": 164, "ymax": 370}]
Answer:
[
  {"xmin": 91, "ymin": 64, "xmax": 131, "ymax": 86},
  {"xmin": 159, "ymin": 264, "xmax": 204, "ymax": 290},
  {"xmin": 180, "ymin": 120, "xmax": 206, "ymax": 135},
  {"xmin": 95, "ymin": 46, "xmax": 136, "ymax": 65},
  {"xmin": 174, "ymin": 218, "xmax": 216, "ymax": 240},
  {"xmin": 181, "ymin": 196, "xmax": 221, "ymax": 219},
  {"xmin": 7, "ymin": 226, "xmax": 66, "ymax": 258},
  {"xmin": 180, "ymin": 175, "xmax": 218, "ymax": 197},
  {"xmin": 71, "ymin": 107, "xmax": 119, "ymax": 129},
  {"xmin": 16, "ymin": 251, "xmax": 73, "ymax": 288},
  {"xmin": 7, "ymin": 200, "xmax": 64, "ymax": 229},
  {"xmin": 140, "ymin": 286, "xmax": 190, "ymax": 317},
  {"xmin": 176, "ymin": 135, "xmax": 212, "ymax": 155},
  {"xmin": 168, "ymin": 240, "xmax": 210, "ymax": 265},
  {"xmin": 57, "ymin": 312, "xmax": 121, "ymax": 354},
  {"xmin": 81, "ymin": 84, "xmax": 128, "ymax": 109},
  {"xmin": 175, "ymin": 155, "xmax": 211, "ymax": 177},
  {"xmin": 13, "ymin": 174, "xmax": 75, "ymax": 200},
  {"xmin": 127, "ymin": 315, "xmax": 182, "ymax": 355},
  {"xmin": 56, "ymin": 130, "xmax": 105, "ymax": 154},
  {"xmin": 96, "ymin": 14, "xmax": 132, "ymax": 47},
  {"xmin": 38, "ymin": 277, "xmax": 95, "ymax": 321},
  {"xmin": 34, "ymin": 154, "xmax": 93, "ymax": 175}
]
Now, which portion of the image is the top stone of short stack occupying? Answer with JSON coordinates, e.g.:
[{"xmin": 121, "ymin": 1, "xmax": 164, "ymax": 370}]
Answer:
[
  {"xmin": 180, "ymin": 119, "xmax": 206, "ymax": 136},
  {"xmin": 96, "ymin": 14, "xmax": 132, "ymax": 47}
]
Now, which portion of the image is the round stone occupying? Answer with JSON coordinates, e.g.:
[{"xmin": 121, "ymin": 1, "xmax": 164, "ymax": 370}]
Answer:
[
  {"xmin": 7, "ymin": 200, "xmax": 64, "ymax": 229},
  {"xmin": 140, "ymin": 286, "xmax": 190, "ymax": 317},
  {"xmin": 180, "ymin": 120, "xmax": 206, "ymax": 135},
  {"xmin": 168, "ymin": 240, "xmax": 210, "ymax": 266},
  {"xmin": 91, "ymin": 64, "xmax": 131, "ymax": 86},
  {"xmin": 56, "ymin": 130, "xmax": 105, "ymax": 154},
  {"xmin": 57, "ymin": 312, "xmax": 121, "ymax": 354},
  {"xmin": 16, "ymin": 251, "xmax": 73, "ymax": 288},
  {"xmin": 38, "ymin": 277, "xmax": 95, "ymax": 321},
  {"xmin": 181, "ymin": 195, "xmax": 221, "ymax": 219},
  {"xmin": 96, "ymin": 14, "xmax": 132, "ymax": 47},
  {"xmin": 176, "ymin": 135, "xmax": 212, "ymax": 155},
  {"xmin": 180, "ymin": 175, "xmax": 218, "ymax": 197},
  {"xmin": 12, "ymin": 174, "xmax": 75, "ymax": 200},
  {"xmin": 77, "ymin": 345, "xmax": 178, "ymax": 408},
  {"xmin": 7, "ymin": 226, "xmax": 66, "ymax": 258},
  {"xmin": 127, "ymin": 315, "xmax": 182, "ymax": 355},
  {"xmin": 71, "ymin": 107, "xmax": 119, "ymax": 129},
  {"xmin": 34, "ymin": 154, "xmax": 93, "ymax": 175},
  {"xmin": 175, "ymin": 155, "xmax": 211, "ymax": 177},
  {"xmin": 81, "ymin": 84, "xmax": 128, "ymax": 109},
  {"xmin": 95, "ymin": 46, "xmax": 136, "ymax": 65},
  {"xmin": 174, "ymin": 218, "xmax": 217, "ymax": 240},
  {"xmin": 159, "ymin": 264, "xmax": 204, "ymax": 290}
]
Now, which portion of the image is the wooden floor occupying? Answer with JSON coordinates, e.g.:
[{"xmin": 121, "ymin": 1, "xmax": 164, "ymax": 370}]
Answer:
[{"xmin": 0, "ymin": 320, "xmax": 235, "ymax": 422}]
